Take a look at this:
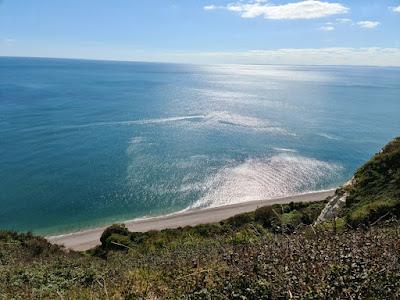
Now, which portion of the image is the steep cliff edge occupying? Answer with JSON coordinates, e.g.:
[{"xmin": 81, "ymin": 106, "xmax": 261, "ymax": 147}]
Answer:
[{"xmin": 317, "ymin": 136, "xmax": 400, "ymax": 225}]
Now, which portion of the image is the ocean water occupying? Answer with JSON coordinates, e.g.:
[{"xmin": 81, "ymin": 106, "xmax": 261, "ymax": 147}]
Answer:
[{"xmin": 0, "ymin": 57, "xmax": 399, "ymax": 235}]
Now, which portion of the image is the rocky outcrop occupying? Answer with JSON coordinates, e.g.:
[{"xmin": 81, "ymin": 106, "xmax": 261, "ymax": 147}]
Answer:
[
  {"xmin": 315, "ymin": 179, "xmax": 353, "ymax": 224},
  {"xmin": 315, "ymin": 192, "xmax": 347, "ymax": 224}
]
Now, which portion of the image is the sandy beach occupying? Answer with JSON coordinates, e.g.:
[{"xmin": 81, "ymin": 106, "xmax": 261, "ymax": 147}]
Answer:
[{"xmin": 47, "ymin": 190, "xmax": 335, "ymax": 251}]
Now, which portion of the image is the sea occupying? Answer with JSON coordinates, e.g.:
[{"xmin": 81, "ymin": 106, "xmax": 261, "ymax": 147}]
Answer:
[{"xmin": 1, "ymin": 57, "xmax": 399, "ymax": 235}]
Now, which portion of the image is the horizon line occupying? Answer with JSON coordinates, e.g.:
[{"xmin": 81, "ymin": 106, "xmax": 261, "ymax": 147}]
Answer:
[{"xmin": 1, "ymin": 55, "xmax": 399, "ymax": 69}]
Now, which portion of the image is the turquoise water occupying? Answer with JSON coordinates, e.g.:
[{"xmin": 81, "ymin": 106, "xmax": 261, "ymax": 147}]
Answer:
[{"xmin": 1, "ymin": 57, "xmax": 399, "ymax": 235}]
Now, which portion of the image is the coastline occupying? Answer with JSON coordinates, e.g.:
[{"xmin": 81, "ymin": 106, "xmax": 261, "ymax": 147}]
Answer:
[{"xmin": 47, "ymin": 189, "xmax": 335, "ymax": 251}]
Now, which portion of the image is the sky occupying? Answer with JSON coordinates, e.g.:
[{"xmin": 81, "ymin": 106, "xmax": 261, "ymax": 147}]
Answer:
[{"xmin": 0, "ymin": 0, "xmax": 400, "ymax": 66}]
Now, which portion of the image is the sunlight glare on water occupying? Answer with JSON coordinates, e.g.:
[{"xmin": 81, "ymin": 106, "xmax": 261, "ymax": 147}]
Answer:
[{"xmin": 0, "ymin": 57, "xmax": 399, "ymax": 234}]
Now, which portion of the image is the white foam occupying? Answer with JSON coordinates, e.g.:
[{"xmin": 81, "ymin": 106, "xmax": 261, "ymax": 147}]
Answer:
[
  {"xmin": 66, "ymin": 111, "xmax": 294, "ymax": 135},
  {"xmin": 273, "ymin": 147, "xmax": 298, "ymax": 153},
  {"xmin": 204, "ymin": 111, "xmax": 266, "ymax": 128},
  {"xmin": 317, "ymin": 133, "xmax": 341, "ymax": 140},
  {"xmin": 191, "ymin": 153, "xmax": 342, "ymax": 208},
  {"xmin": 132, "ymin": 115, "xmax": 204, "ymax": 125},
  {"xmin": 201, "ymin": 111, "xmax": 295, "ymax": 135},
  {"xmin": 68, "ymin": 115, "xmax": 204, "ymax": 129}
]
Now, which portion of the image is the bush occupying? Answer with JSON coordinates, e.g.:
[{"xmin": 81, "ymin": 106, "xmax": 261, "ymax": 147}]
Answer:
[
  {"xmin": 282, "ymin": 201, "xmax": 309, "ymax": 213},
  {"xmin": 193, "ymin": 223, "xmax": 224, "ymax": 237},
  {"xmin": 105, "ymin": 233, "xmax": 132, "ymax": 250},
  {"xmin": 255, "ymin": 206, "xmax": 278, "ymax": 228},
  {"xmin": 301, "ymin": 202, "xmax": 326, "ymax": 225},
  {"xmin": 226, "ymin": 212, "xmax": 254, "ymax": 228},
  {"xmin": 22, "ymin": 238, "xmax": 49, "ymax": 256},
  {"xmin": 100, "ymin": 224, "xmax": 129, "ymax": 245},
  {"xmin": 320, "ymin": 217, "xmax": 346, "ymax": 232},
  {"xmin": 281, "ymin": 211, "xmax": 303, "ymax": 230}
]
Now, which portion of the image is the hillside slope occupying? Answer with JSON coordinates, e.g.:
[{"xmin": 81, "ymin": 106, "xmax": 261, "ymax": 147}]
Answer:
[{"xmin": 343, "ymin": 136, "xmax": 400, "ymax": 225}]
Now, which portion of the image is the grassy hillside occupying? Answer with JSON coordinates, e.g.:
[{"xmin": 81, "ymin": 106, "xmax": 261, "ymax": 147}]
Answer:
[
  {"xmin": 1, "ymin": 220, "xmax": 400, "ymax": 299},
  {"xmin": 1, "ymin": 136, "xmax": 400, "ymax": 299},
  {"xmin": 343, "ymin": 136, "xmax": 400, "ymax": 225}
]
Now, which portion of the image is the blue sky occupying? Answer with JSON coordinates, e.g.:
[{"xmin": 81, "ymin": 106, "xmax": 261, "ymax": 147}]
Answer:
[{"xmin": 1, "ymin": 0, "xmax": 400, "ymax": 65}]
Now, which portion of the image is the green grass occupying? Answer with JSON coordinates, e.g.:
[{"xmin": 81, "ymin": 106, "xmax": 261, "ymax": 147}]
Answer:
[
  {"xmin": 348, "ymin": 198, "xmax": 398, "ymax": 225},
  {"xmin": 343, "ymin": 136, "xmax": 400, "ymax": 225}
]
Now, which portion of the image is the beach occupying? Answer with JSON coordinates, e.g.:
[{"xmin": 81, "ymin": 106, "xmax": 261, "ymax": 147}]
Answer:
[{"xmin": 47, "ymin": 189, "xmax": 335, "ymax": 251}]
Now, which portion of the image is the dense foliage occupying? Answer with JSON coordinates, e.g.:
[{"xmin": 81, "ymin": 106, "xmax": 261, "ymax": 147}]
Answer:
[
  {"xmin": 1, "ymin": 221, "xmax": 400, "ymax": 299},
  {"xmin": 1, "ymin": 136, "xmax": 400, "ymax": 299},
  {"xmin": 343, "ymin": 136, "xmax": 400, "ymax": 225}
]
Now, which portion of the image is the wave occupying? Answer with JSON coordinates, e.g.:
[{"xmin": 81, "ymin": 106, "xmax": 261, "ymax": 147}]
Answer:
[
  {"xmin": 65, "ymin": 115, "xmax": 204, "ymax": 129},
  {"xmin": 273, "ymin": 147, "xmax": 297, "ymax": 153},
  {"xmin": 64, "ymin": 111, "xmax": 295, "ymax": 135},
  {"xmin": 317, "ymin": 133, "xmax": 341, "ymax": 140},
  {"xmin": 199, "ymin": 111, "xmax": 294, "ymax": 135},
  {"xmin": 204, "ymin": 111, "xmax": 267, "ymax": 128},
  {"xmin": 190, "ymin": 153, "xmax": 342, "ymax": 208},
  {"xmin": 198, "ymin": 111, "xmax": 296, "ymax": 135}
]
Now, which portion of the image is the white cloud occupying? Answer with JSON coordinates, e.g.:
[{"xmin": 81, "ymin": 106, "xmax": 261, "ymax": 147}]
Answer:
[
  {"xmin": 317, "ymin": 18, "xmax": 353, "ymax": 30},
  {"xmin": 392, "ymin": 5, "xmax": 400, "ymax": 13},
  {"xmin": 336, "ymin": 17, "xmax": 352, "ymax": 24},
  {"xmin": 166, "ymin": 48, "xmax": 400, "ymax": 66},
  {"xmin": 2, "ymin": 47, "xmax": 400, "ymax": 67},
  {"xmin": 357, "ymin": 20, "xmax": 380, "ymax": 29},
  {"xmin": 203, "ymin": 5, "xmax": 217, "ymax": 11},
  {"xmin": 207, "ymin": 0, "xmax": 349, "ymax": 20},
  {"xmin": 320, "ymin": 25, "xmax": 335, "ymax": 31}
]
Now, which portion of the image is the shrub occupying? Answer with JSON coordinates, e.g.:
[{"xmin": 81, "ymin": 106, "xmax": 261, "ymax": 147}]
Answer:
[
  {"xmin": 320, "ymin": 217, "xmax": 346, "ymax": 232},
  {"xmin": 301, "ymin": 202, "xmax": 326, "ymax": 225},
  {"xmin": 226, "ymin": 212, "xmax": 254, "ymax": 228},
  {"xmin": 22, "ymin": 238, "xmax": 48, "ymax": 256},
  {"xmin": 0, "ymin": 231, "xmax": 9, "ymax": 241},
  {"xmin": 281, "ymin": 211, "xmax": 303, "ymax": 227},
  {"xmin": 283, "ymin": 201, "xmax": 309, "ymax": 213},
  {"xmin": 100, "ymin": 224, "xmax": 129, "ymax": 245},
  {"xmin": 193, "ymin": 223, "xmax": 224, "ymax": 237},
  {"xmin": 105, "ymin": 233, "xmax": 132, "ymax": 250},
  {"xmin": 255, "ymin": 206, "xmax": 278, "ymax": 228}
]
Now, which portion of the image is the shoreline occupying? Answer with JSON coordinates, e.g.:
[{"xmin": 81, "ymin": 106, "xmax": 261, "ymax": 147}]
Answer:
[{"xmin": 47, "ymin": 189, "xmax": 335, "ymax": 251}]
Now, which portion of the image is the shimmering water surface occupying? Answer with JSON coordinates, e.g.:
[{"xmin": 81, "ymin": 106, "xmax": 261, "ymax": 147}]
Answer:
[{"xmin": 1, "ymin": 57, "xmax": 399, "ymax": 234}]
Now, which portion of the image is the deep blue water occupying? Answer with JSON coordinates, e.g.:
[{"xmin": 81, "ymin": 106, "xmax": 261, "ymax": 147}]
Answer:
[{"xmin": 0, "ymin": 57, "xmax": 399, "ymax": 234}]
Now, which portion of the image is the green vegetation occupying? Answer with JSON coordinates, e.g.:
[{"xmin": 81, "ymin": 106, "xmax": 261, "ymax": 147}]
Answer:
[
  {"xmin": 1, "ymin": 219, "xmax": 399, "ymax": 299},
  {"xmin": 1, "ymin": 136, "xmax": 400, "ymax": 299},
  {"xmin": 343, "ymin": 136, "xmax": 400, "ymax": 225},
  {"xmin": 92, "ymin": 200, "xmax": 328, "ymax": 259}
]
